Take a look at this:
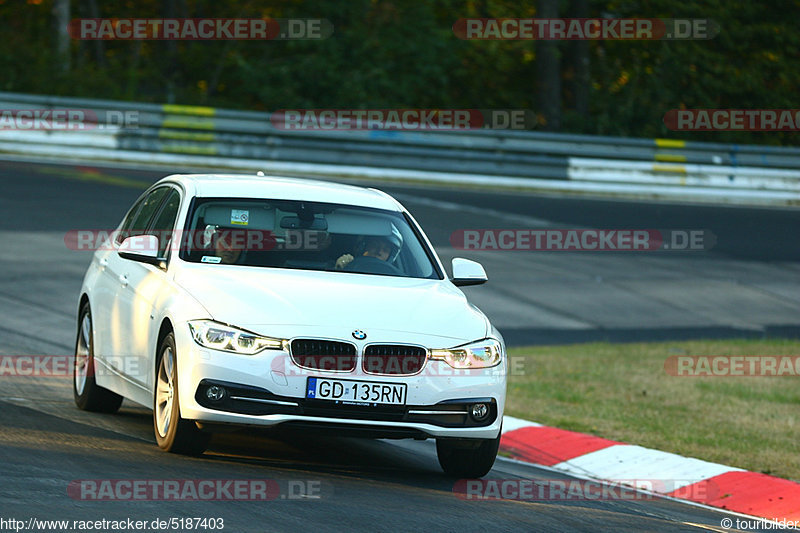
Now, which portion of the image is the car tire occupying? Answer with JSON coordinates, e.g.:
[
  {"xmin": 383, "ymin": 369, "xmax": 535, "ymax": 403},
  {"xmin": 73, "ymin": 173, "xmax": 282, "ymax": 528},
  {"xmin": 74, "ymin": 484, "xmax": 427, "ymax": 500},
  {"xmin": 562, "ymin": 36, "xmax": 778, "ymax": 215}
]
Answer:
[
  {"xmin": 153, "ymin": 332, "xmax": 210, "ymax": 455},
  {"xmin": 73, "ymin": 303, "xmax": 124, "ymax": 413},
  {"xmin": 436, "ymin": 433, "xmax": 501, "ymax": 478}
]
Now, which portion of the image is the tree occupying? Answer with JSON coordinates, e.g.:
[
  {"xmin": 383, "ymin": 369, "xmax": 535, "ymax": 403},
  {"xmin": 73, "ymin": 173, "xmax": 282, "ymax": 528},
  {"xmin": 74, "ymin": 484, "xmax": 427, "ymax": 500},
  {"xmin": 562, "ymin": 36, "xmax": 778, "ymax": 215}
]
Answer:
[
  {"xmin": 52, "ymin": 0, "xmax": 70, "ymax": 72},
  {"xmin": 536, "ymin": 0, "xmax": 562, "ymax": 131}
]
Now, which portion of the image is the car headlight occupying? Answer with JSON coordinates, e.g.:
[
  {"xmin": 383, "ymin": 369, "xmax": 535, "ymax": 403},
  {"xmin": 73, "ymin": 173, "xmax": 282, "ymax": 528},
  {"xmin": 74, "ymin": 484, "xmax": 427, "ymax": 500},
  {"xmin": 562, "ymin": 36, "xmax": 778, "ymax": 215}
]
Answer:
[
  {"xmin": 429, "ymin": 338, "xmax": 502, "ymax": 369},
  {"xmin": 188, "ymin": 320, "xmax": 285, "ymax": 355}
]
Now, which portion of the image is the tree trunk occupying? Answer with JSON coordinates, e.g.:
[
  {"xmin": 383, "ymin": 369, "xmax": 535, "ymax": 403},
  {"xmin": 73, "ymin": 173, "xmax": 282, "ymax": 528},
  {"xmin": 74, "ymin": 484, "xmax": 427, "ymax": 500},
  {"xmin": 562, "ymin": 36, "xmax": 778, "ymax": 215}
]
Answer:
[
  {"xmin": 52, "ymin": 0, "xmax": 70, "ymax": 72},
  {"xmin": 571, "ymin": 0, "xmax": 590, "ymax": 119},
  {"xmin": 86, "ymin": 0, "xmax": 106, "ymax": 67},
  {"xmin": 536, "ymin": 0, "xmax": 561, "ymax": 131},
  {"xmin": 163, "ymin": 0, "xmax": 179, "ymax": 103}
]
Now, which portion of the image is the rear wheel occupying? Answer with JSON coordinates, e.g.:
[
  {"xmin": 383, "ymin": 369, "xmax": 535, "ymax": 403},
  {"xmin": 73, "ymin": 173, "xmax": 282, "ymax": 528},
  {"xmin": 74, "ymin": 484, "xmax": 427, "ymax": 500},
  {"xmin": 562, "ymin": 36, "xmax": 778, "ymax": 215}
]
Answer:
[
  {"xmin": 436, "ymin": 433, "xmax": 501, "ymax": 478},
  {"xmin": 73, "ymin": 303, "xmax": 123, "ymax": 413},
  {"xmin": 153, "ymin": 332, "xmax": 210, "ymax": 455}
]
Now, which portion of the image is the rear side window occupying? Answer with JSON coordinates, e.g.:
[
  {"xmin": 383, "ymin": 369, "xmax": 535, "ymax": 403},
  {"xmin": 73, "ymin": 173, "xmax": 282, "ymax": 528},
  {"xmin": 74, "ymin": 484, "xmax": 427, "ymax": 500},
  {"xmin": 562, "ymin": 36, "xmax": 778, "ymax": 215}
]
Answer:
[
  {"xmin": 116, "ymin": 187, "xmax": 169, "ymax": 244},
  {"xmin": 115, "ymin": 196, "xmax": 146, "ymax": 245},
  {"xmin": 148, "ymin": 189, "xmax": 182, "ymax": 257}
]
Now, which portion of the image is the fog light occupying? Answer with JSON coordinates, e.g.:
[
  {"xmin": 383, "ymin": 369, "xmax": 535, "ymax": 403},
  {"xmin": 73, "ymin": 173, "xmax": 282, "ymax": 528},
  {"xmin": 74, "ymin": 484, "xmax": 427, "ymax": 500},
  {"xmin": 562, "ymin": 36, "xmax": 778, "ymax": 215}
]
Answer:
[
  {"xmin": 471, "ymin": 403, "xmax": 489, "ymax": 421},
  {"xmin": 206, "ymin": 385, "xmax": 226, "ymax": 402}
]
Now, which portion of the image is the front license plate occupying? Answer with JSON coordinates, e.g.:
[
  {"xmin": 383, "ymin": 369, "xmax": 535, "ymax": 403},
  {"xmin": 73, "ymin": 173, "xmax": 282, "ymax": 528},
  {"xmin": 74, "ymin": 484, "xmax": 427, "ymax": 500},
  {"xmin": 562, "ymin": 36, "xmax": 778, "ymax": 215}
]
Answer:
[{"xmin": 306, "ymin": 377, "xmax": 407, "ymax": 406}]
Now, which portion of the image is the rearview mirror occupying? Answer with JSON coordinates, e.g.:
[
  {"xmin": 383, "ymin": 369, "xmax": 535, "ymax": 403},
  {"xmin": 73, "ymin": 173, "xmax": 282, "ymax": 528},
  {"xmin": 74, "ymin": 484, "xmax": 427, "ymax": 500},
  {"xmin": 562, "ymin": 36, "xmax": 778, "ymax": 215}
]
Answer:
[
  {"xmin": 118, "ymin": 235, "xmax": 163, "ymax": 267},
  {"xmin": 451, "ymin": 258, "xmax": 488, "ymax": 286},
  {"xmin": 280, "ymin": 215, "xmax": 328, "ymax": 230}
]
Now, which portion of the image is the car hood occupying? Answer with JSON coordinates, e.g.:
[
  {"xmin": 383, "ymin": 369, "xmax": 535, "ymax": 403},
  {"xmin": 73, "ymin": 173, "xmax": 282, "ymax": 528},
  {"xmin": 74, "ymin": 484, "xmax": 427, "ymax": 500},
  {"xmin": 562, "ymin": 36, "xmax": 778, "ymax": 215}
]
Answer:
[{"xmin": 175, "ymin": 265, "xmax": 489, "ymax": 344}]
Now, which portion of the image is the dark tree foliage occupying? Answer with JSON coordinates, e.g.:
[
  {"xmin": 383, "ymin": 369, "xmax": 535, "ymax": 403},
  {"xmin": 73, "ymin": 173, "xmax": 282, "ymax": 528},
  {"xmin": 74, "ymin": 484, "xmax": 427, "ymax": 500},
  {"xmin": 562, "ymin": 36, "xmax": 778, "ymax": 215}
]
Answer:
[{"xmin": 1, "ymin": 0, "xmax": 797, "ymax": 145}]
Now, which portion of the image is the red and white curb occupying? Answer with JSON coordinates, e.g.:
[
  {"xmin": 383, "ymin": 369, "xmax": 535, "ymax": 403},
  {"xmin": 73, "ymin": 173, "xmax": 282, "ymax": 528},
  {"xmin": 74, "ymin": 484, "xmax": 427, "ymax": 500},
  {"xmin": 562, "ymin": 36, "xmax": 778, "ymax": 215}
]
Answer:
[{"xmin": 500, "ymin": 416, "xmax": 800, "ymax": 522}]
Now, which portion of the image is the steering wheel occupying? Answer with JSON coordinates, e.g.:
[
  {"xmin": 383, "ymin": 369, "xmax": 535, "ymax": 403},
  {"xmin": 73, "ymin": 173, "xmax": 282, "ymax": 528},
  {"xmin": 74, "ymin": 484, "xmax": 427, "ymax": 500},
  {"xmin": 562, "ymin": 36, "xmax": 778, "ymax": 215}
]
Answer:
[{"xmin": 345, "ymin": 255, "xmax": 402, "ymax": 276}]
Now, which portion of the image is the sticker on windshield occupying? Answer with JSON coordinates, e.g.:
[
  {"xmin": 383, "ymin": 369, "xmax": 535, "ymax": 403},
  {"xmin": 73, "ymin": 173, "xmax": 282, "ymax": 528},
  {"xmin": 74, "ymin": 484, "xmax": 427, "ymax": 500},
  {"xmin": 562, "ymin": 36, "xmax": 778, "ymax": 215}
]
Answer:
[
  {"xmin": 201, "ymin": 255, "xmax": 223, "ymax": 263},
  {"xmin": 230, "ymin": 209, "xmax": 249, "ymax": 225}
]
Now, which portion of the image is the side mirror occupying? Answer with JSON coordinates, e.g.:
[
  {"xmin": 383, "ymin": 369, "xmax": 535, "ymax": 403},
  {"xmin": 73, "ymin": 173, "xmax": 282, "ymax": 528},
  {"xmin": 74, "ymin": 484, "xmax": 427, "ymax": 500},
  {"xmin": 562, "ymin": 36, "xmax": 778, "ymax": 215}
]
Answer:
[
  {"xmin": 451, "ymin": 258, "xmax": 488, "ymax": 287},
  {"xmin": 118, "ymin": 235, "xmax": 163, "ymax": 267}
]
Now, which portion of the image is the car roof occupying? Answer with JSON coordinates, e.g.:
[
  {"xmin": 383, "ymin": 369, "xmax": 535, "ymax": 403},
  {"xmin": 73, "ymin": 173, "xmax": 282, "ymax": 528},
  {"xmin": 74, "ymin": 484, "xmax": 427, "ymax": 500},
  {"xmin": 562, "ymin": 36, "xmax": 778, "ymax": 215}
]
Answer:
[{"xmin": 158, "ymin": 174, "xmax": 403, "ymax": 211}]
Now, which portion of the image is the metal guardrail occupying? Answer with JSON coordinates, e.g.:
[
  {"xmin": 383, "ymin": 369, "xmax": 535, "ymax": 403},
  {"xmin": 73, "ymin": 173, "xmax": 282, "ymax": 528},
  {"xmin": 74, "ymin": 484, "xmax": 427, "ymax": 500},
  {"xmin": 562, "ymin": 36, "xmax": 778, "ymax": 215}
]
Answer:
[{"xmin": 0, "ymin": 91, "xmax": 798, "ymax": 206}]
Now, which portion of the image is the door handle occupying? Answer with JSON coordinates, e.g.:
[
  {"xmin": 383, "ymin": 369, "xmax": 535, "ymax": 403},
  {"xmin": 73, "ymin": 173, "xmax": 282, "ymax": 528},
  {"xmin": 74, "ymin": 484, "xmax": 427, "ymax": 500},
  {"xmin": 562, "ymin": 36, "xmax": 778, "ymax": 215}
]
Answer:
[
  {"xmin": 99, "ymin": 258, "xmax": 108, "ymax": 267},
  {"xmin": 118, "ymin": 274, "xmax": 128, "ymax": 287}
]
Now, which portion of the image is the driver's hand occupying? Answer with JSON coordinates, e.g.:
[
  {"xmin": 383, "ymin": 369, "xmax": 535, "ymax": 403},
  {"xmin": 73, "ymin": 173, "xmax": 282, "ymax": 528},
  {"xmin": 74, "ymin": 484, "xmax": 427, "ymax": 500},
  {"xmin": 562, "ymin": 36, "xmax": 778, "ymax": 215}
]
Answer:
[{"xmin": 335, "ymin": 254, "xmax": 353, "ymax": 269}]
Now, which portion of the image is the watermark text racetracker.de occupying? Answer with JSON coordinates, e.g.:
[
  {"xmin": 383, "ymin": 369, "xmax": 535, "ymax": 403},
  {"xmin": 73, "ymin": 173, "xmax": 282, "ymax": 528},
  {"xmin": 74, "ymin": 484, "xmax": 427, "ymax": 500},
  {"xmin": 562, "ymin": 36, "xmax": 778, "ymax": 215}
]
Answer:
[
  {"xmin": 665, "ymin": 356, "xmax": 800, "ymax": 377},
  {"xmin": 68, "ymin": 479, "xmax": 325, "ymax": 501},
  {"xmin": 0, "ymin": 355, "xmax": 141, "ymax": 378},
  {"xmin": 269, "ymin": 353, "xmax": 526, "ymax": 378},
  {"xmin": 453, "ymin": 18, "xmax": 719, "ymax": 40},
  {"xmin": 64, "ymin": 228, "xmax": 318, "ymax": 253},
  {"xmin": 450, "ymin": 229, "xmax": 715, "ymax": 251},
  {"xmin": 0, "ymin": 109, "xmax": 138, "ymax": 130},
  {"xmin": 453, "ymin": 478, "xmax": 718, "ymax": 501},
  {"xmin": 69, "ymin": 18, "xmax": 333, "ymax": 41},
  {"xmin": 664, "ymin": 109, "xmax": 800, "ymax": 131},
  {"xmin": 270, "ymin": 109, "xmax": 535, "ymax": 130}
]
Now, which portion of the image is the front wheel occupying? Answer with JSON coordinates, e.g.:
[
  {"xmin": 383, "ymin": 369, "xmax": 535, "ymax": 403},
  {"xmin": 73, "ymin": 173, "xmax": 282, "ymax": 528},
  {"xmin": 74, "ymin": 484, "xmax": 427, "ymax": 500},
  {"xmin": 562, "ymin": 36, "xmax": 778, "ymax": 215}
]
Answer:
[
  {"xmin": 436, "ymin": 433, "xmax": 501, "ymax": 478},
  {"xmin": 73, "ymin": 303, "xmax": 123, "ymax": 413},
  {"xmin": 153, "ymin": 332, "xmax": 210, "ymax": 455}
]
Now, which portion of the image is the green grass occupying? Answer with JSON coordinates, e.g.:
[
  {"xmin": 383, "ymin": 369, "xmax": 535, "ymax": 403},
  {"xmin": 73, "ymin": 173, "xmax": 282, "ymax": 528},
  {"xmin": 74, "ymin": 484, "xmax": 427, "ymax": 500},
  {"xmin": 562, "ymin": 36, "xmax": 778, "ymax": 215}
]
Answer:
[{"xmin": 505, "ymin": 339, "xmax": 800, "ymax": 481}]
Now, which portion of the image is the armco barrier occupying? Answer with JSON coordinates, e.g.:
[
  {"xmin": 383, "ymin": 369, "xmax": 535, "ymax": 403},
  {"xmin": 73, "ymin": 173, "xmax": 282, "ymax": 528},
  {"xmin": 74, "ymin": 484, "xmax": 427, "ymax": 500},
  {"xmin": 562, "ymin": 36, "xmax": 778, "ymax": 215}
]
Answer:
[{"xmin": 0, "ymin": 91, "xmax": 798, "ymax": 206}]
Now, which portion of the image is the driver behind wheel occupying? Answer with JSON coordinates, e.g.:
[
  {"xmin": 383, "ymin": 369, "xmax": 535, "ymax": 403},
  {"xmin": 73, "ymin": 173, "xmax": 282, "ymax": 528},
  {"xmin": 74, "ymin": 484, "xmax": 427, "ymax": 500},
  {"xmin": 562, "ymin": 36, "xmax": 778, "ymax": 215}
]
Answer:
[
  {"xmin": 201, "ymin": 225, "xmax": 247, "ymax": 265},
  {"xmin": 335, "ymin": 225, "xmax": 403, "ymax": 270}
]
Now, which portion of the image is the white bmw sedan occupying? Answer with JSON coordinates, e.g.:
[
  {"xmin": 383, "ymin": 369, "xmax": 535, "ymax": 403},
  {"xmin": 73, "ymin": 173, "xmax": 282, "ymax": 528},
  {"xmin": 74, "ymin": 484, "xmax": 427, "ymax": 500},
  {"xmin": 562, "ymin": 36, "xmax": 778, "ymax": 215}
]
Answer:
[{"xmin": 75, "ymin": 174, "xmax": 506, "ymax": 477}]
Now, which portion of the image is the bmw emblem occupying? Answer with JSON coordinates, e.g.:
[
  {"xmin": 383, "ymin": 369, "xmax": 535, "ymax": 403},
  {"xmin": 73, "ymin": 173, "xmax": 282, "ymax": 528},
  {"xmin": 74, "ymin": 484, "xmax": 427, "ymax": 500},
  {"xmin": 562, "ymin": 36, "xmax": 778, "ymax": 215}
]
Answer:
[{"xmin": 352, "ymin": 330, "xmax": 367, "ymax": 340}]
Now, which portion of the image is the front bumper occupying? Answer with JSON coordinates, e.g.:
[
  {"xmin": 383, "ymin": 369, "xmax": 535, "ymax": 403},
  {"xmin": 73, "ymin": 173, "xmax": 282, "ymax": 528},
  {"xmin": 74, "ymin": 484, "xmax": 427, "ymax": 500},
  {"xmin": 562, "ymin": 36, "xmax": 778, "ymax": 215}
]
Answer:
[{"xmin": 175, "ymin": 326, "xmax": 507, "ymax": 440}]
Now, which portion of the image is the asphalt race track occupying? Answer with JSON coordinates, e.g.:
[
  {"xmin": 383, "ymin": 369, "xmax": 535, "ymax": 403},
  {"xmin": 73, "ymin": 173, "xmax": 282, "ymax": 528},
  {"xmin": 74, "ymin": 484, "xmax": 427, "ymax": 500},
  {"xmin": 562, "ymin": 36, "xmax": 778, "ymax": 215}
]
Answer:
[{"xmin": 1, "ymin": 159, "xmax": 795, "ymax": 532}]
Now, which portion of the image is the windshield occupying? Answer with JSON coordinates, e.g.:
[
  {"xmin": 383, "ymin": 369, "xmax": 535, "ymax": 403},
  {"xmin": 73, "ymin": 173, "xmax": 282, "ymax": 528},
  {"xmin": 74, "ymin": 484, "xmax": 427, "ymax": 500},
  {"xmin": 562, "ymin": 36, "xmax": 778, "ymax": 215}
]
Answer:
[{"xmin": 180, "ymin": 198, "xmax": 441, "ymax": 279}]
